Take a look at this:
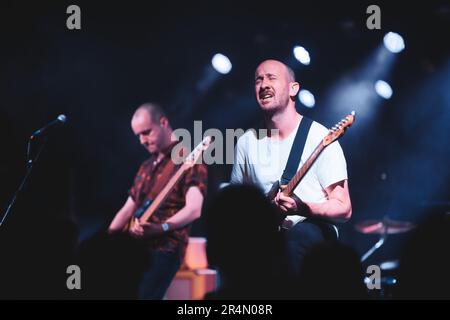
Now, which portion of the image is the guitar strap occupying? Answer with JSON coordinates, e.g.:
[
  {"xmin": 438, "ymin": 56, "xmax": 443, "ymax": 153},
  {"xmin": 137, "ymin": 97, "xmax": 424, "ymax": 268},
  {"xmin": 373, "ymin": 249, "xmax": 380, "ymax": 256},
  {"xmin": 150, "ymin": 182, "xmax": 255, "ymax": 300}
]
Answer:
[
  {"xmin": 280, "ymin": 117, "xmax": 313, "ymax": 185},
  {"xmin": 279, "ymin": 117, "xmax": 339, "ymax": 237}
]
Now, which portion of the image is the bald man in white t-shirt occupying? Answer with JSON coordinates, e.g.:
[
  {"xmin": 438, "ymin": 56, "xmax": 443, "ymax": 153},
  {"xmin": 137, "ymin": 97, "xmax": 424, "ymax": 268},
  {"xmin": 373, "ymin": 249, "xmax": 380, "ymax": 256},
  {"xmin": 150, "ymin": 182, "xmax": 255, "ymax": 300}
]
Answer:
[{"xmin": 230, "ymin": 59, "xmax": 352, "ymax": 276}]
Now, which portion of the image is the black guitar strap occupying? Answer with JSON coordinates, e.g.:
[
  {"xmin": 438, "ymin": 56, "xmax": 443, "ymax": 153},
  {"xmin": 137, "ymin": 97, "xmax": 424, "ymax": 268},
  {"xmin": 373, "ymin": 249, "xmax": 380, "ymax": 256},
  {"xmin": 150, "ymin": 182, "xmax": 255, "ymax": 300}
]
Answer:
[{"xmin": 280, "ymin": 117, "xmax": 313, "ymax": 185}]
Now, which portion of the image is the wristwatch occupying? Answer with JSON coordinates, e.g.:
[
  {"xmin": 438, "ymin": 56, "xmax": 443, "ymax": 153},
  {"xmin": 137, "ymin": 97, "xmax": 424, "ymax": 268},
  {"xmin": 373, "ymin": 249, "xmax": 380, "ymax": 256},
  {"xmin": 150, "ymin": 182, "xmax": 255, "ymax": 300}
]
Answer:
[{"xmin": 161, "ymin": 223, "xmax": 170, "ymax": 232}]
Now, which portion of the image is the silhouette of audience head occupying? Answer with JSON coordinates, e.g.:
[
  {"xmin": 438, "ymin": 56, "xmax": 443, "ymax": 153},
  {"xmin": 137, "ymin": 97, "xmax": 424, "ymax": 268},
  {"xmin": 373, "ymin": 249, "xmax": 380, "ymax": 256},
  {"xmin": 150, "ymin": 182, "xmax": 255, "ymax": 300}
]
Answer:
[
  {"xmin": 297, "ymin": 241, "xmax": 367, "ymax": 299},
  {"xmin": 205, "ymin": 184, "xmax": 289, "ymax": 299},
  {"xmin": 78, "ymin": 230, "xmax": 150, "ymax": 299},
  {"xmin": 0, "ymin": 217, "xmax": 78, "ymax": 299},
  {"xmin": 396, "ymin": 212, "xmax": 450, "ymax": 299}
]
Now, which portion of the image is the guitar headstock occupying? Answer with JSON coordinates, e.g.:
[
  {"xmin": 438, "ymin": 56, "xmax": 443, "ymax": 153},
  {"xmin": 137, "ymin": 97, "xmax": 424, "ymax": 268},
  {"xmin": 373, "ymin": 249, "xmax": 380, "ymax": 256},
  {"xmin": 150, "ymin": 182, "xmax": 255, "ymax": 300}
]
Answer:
[
  {"xmin": 184, "ymin": 136, "xmax": 212, "ymax": 167},
  {"xmin": 323, "ymin": 111, "xmax": 356, "ymax": 146}
]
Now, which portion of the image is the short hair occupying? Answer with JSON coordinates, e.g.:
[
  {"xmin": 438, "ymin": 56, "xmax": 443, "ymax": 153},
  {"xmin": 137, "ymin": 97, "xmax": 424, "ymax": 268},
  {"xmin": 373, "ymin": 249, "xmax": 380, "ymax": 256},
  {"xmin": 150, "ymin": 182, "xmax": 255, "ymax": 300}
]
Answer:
[
  {"xmin": 134, "ymin": 102, "xmax": 167, "ymax": 124},
  {"xmin": 255, "ymin": 59, "xmax": 296, "ymax": 82},
  {"xmin": 285, "ymin": 64, "xmax": 296, "ymax": 82}
]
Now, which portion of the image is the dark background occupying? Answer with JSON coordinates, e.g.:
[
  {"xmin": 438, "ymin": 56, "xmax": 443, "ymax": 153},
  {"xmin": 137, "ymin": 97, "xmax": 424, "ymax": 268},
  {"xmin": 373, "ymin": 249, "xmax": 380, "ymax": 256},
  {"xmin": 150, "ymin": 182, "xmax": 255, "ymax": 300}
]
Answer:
[{"xmin": 0, "ymin": 0, "xmax": 449, "ymax": 266}]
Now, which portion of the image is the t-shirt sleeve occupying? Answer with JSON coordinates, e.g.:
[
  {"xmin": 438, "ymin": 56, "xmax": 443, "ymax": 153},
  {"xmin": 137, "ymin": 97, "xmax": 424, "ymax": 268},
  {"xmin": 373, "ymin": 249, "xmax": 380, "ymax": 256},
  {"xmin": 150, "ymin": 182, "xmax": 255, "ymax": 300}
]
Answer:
[
  {"xmin": 230, "ymin": 136, "xmax": 246, "ymax": 184},
  {"xmin": 183, "ymin": 163, "xmax": 208, "ymax": 197},
  {"xmin": 315, "ymin": 140, "xmax": 348, "ymax": 189}
]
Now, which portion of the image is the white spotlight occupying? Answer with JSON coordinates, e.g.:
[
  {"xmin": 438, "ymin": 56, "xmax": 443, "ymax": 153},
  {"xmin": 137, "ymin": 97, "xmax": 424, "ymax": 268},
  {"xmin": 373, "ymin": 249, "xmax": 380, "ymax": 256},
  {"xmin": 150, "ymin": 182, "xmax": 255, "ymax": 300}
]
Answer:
[
  {"xmin": 293, "ymin": 46, "xmax": 311, "ymax": 65},
  {"xmin": 383, "ymin": 32, "xmax": 405, "ymax": 53},
  {"xmin": 299, "ymin": 89, "xmax": 315, "ymax": 108},
  {"xmin": 375, "ymin": 80, "xmax": 393, "ymax": 99},
  {"xmin": 211, "ymin": 53, "xmax": 232, "ymax": 74}
]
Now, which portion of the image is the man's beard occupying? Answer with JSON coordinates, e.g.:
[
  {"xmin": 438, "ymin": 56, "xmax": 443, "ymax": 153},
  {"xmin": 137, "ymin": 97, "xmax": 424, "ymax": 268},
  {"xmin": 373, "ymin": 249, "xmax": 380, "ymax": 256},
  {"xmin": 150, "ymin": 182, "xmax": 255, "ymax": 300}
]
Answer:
[{"xmin": 260, "ymin": 97, "xmax": 289, "ymax": 117}]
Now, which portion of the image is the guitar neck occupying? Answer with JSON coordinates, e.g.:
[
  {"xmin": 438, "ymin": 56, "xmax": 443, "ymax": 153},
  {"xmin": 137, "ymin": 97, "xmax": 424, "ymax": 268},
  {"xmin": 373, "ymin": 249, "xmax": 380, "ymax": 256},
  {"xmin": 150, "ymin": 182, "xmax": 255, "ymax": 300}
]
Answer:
[
  {"xmin": 139, "ymin": 163, "xmax": 189, "ymax": 223},
  {"xmin": 283, "ymin": 142, "xmax": 325, "ymax": 196},
  {"xmin": 282, "ymin": 112, "xmax": 355, "ymax": 196}
]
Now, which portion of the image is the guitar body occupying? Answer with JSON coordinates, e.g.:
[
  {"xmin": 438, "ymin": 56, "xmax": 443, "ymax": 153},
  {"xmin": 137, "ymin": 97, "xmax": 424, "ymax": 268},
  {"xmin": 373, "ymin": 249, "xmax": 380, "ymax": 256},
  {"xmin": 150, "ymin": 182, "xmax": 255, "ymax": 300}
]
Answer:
[
  {"xmin": 124, "ymin": 199, "xmax": 154, "ymax": 231},
  {"xmin": 267, "ymin": 181, "xmax": 288, "ymax": 201},
  {"xmin": 267, "ymin": 180, "xmax": 280, "ymax": 201}
]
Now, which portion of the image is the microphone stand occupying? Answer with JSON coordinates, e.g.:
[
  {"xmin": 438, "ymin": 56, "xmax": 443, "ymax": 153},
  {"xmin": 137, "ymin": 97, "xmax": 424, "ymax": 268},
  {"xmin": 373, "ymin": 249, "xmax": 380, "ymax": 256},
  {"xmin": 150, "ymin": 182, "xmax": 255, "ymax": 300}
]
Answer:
[{"xmin": 0, "ymin": 136, "xmax": 48, "ymax": 227}]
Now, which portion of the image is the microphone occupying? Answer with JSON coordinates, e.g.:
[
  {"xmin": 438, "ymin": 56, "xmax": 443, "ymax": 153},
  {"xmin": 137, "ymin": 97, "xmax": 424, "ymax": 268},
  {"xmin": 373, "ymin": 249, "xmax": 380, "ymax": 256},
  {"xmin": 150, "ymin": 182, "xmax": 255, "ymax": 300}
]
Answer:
[{"xmin": 30, "ymin": 114, "xmax": 67, "ymax": 139}]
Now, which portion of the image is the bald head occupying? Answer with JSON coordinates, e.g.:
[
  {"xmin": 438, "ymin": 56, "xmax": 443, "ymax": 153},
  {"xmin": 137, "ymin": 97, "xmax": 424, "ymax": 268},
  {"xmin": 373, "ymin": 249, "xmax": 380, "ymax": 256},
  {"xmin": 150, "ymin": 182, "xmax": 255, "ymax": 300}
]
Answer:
[
  {"xmin": 131, "ymin": 102, "xmax": 173, "ymax": 155},
  {"xmin": 133, "ymin": 102, "xmax": 167, "ymax": 124},
  {"xmin": 255, "ymin": 59, "xmax": 296, "ymax": 82}
]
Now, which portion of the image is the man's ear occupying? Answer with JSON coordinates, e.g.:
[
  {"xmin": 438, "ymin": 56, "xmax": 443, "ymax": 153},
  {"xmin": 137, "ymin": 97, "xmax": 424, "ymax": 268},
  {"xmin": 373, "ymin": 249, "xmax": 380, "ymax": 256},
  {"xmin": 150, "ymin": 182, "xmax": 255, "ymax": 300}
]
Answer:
[
  {"xmin": 290, "ymin": 82, "xmax": 300, "ymax": 98},
  {"xmin": 159, "ymin": 116, "xmax": 169, "ymax": 128}
]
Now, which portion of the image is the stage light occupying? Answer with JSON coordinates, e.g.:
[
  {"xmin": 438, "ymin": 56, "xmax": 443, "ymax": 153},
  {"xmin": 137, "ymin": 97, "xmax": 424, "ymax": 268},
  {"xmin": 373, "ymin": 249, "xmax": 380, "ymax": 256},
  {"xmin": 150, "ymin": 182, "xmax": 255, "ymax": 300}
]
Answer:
[
  {"xmin": 211, "ymin": 53, "xmax": 232, "ymax": 74},
  {"xmin": 293, "ymin": 46, "xmax": 311, "ymax": 65},
  {"xmin": 383, "ymin": 32, "xmax": 405, "ymax": 53},
  {"xmin": 299, "ymin": 89, "xmax": 315, "ymax": 108},
  {"xmin": 375, "ymin": 80, "xmax": 393, "ymax": 99}
]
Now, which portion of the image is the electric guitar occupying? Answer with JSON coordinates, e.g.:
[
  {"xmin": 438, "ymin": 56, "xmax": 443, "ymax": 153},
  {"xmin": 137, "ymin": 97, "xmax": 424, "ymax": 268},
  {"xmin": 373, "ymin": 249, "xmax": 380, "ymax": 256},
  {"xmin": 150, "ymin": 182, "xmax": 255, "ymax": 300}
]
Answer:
[
  {"xmin": 126, "ymin": 136, "xmax": 212, "ymax": 231},
  {"xmin": 267, "ymin": 111, "xmax": 356, "ymax": 201}
]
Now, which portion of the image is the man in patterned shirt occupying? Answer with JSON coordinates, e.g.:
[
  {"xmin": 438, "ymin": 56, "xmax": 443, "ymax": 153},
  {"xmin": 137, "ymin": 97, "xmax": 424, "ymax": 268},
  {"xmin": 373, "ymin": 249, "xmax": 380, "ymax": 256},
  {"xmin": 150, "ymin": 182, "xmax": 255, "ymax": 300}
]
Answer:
[{"xmin": 108, "ymin": 102, "xmax": 207, "ymax": 299}]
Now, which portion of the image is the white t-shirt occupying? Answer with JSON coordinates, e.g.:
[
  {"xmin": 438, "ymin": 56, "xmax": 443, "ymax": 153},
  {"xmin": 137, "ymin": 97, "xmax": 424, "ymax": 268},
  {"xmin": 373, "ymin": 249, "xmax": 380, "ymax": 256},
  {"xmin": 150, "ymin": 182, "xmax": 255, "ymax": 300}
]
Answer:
[{"xmin": 230, "ymin": 118, "xmax": 348, "ymax": 224}]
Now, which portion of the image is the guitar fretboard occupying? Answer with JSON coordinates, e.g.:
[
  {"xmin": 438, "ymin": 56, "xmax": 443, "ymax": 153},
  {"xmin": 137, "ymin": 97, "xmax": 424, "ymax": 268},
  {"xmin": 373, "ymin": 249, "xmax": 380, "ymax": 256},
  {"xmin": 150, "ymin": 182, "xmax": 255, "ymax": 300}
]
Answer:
[{"xmin": 283, "ymin": 142, "xmax": 325, "ymax": 195}]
